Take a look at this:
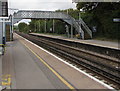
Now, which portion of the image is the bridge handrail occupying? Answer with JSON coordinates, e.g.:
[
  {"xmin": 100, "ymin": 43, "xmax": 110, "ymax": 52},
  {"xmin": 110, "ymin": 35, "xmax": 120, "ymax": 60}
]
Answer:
[{"xmin": 78, "ymin": 18, "xmax": 92, "ymax": 38}]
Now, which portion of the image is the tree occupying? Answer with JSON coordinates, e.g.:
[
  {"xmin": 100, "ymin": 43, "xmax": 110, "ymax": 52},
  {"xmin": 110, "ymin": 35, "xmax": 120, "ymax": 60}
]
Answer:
[
  {"xmin": 29, "ymin": 19, "xmax": 36, "ymax": 32},
  {"xmin": 76, "ymin": 2, "xmax": 120, "ymax": 39},
  {"xmin": 77, "ymin": 2, "xmax": 98, "ymax": 12},
  {"xmin": 18, "ymin": 22, "xmax": 29, "ymax": 33}
]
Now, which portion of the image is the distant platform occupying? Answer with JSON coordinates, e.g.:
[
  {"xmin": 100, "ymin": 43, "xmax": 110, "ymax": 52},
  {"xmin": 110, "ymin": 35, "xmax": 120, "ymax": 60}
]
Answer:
[{"xmin": 30, "ymin": 33, "xmax": 119, "ymax": 50}]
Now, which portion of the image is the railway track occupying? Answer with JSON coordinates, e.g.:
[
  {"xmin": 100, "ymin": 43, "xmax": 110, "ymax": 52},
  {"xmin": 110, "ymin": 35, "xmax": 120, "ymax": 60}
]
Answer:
[
  {"xmin": 30, "ymin": 33, "xmax": 120, "ymax": 59},
  {"xmin": 16, "ymin": 32, "xmax": 120, "ymax": 89}
]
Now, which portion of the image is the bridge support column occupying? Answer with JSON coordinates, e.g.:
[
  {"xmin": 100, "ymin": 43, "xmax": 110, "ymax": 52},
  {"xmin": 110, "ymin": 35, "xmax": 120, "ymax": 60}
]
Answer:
[
  {"xmin": 44, "ymin": 19, "xmax": 47, "ymax": 33},
  {"xmin": 53, "ymin": 19, "xmax": 55, "ymax": 33},
  {"xmin": 81, "ymin": 31, "xmax": 84, "ymax": 40},
  {"xmin": 71, "ymin": 25, "xmax": 73, "ymax": 38},
  {"xmin": 65, "ymin": 25, "xmax": 69, "ymax": 38}
]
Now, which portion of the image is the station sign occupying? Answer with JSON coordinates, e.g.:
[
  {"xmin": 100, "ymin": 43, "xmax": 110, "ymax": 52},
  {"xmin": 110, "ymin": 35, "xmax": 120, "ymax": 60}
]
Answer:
[
  {"xmin": 113, "ymin": 18, "xmax": 120, "ymax": 22},
  {"xmin": 0, "ymin": 0, "xmax": 8, "ymax": 17}
]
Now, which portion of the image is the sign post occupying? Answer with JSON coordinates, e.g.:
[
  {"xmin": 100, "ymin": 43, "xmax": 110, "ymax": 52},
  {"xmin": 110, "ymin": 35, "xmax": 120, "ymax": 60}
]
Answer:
[
  {"xmin": 113, "ymin": 18, "xmax": 120, "ymax": 50},
  {"xmin": 0, "ymin": 0, "xmax": 8, "ymax": 55},
  {"xmin": 0, "ymin": 0, "xmax": 8, "ymax": 17}
]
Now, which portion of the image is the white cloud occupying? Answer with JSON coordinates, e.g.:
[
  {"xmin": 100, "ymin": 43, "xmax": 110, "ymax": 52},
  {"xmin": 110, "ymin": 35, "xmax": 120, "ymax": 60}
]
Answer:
[
  {"xmin": 14, "ymin": 19, "xmax": 31, "ymax": 26},
  {"xmin": 8, "ymin": 0, "xmax": 76, "ymax": 11}
]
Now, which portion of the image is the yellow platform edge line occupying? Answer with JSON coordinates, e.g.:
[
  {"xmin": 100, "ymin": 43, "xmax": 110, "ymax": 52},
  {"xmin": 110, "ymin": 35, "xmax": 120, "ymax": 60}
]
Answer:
[{"xmin": 20, "ymin": 40, "xmax": 75, "ymax": 90}]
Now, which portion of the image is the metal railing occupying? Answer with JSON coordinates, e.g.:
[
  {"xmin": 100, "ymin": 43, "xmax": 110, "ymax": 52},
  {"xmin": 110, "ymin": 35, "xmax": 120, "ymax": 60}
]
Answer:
[{"xmin": 77, "ymin": 18, "xmax": 92, "ymax": 38}]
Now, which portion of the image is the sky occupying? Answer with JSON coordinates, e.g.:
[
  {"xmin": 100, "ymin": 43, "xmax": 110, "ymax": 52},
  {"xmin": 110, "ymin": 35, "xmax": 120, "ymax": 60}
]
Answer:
[
  {"xmin": 8, "ymin": 0, "xmax": 76, "ymax": 25},
  {"xmin": 8, "ymin": 0, "xmax": 76, "ymax": 11}
]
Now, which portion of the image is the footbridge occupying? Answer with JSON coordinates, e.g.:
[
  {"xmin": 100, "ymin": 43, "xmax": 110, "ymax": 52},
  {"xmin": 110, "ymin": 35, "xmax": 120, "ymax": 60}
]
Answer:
[
  {"xmin": 0, "ymin": 10, "xmax": 92, "ymax": 55},
  {"xmin": 13, "ymin": 10, "xmax": 92, "ymax": 39}
]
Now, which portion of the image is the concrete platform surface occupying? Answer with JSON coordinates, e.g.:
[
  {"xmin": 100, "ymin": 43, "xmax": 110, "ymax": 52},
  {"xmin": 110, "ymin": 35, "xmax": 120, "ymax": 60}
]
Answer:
[
  {"xmin": 0, "ymin": 33, "xmax": 113, "ymax": 90},
  {"xmin": 1, "ymin": 36, "xmax": 69, "ymax": 89}
]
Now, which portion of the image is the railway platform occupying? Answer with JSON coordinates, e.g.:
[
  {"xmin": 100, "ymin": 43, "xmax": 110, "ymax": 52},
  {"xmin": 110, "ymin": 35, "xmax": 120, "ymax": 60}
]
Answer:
[
  {"xmin": 0, "ymin": 33, "xmax": 114, "ymax": 89},
  {"xmin": 30, "ymin": 33, "xmax": 119, "ymax": 50}
]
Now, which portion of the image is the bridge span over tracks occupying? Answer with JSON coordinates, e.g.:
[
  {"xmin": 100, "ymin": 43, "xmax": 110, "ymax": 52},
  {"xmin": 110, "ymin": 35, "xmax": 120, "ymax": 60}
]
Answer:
[{"xmin": 13, "ymin": 10, "xmax": 92, "ymax": 39}]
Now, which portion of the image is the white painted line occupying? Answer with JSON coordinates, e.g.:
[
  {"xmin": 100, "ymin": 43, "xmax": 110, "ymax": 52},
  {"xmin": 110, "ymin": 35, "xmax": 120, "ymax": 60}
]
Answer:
[{"xmin": 16, "ymin": 33, "xmax": 115, "ymax": 90}]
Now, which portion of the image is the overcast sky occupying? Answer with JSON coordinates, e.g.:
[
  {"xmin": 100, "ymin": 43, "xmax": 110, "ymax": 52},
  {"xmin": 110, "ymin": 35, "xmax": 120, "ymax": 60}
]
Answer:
[
  {"xmin": 8, "ymin": 0, "xmax": 76, "ymax": 11},
  {"xmin": 8, "ymin": 0, "xmax": 76, "ymax": 25}
]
